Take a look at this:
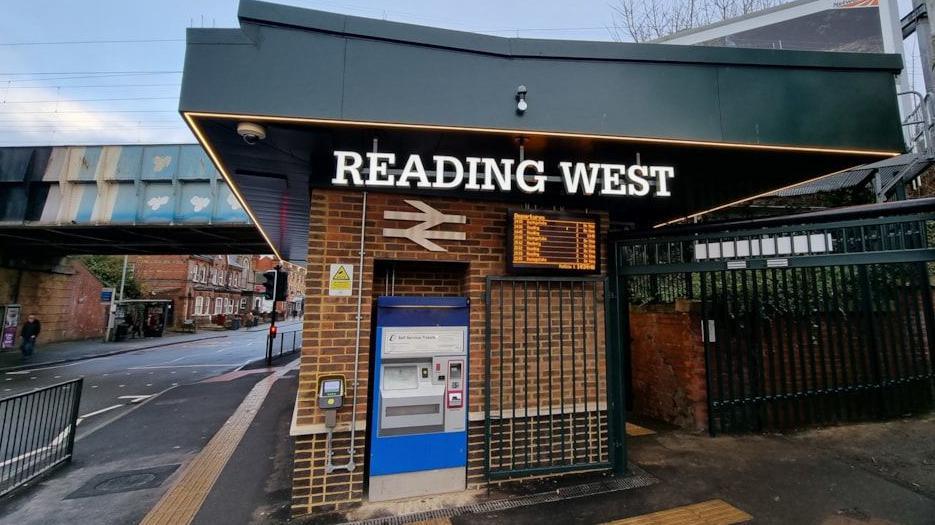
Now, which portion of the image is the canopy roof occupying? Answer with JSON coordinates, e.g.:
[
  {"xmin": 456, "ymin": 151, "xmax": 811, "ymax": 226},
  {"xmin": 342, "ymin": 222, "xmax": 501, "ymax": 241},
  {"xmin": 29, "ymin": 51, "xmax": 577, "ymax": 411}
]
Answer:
[{"xmin": 180, "ymin": 0, "xmax": 905, "ymax": 262}]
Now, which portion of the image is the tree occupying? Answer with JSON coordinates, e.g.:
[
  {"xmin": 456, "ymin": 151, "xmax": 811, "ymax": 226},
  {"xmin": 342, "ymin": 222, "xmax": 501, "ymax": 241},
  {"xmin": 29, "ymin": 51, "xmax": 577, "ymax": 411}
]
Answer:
[
  {"xmin": 76, "ymin": 255, "xmax": 141, "ymax": 299},
  {"xmin": 610, "ymin": 0, "xmax": 787, "ymax": 43}
]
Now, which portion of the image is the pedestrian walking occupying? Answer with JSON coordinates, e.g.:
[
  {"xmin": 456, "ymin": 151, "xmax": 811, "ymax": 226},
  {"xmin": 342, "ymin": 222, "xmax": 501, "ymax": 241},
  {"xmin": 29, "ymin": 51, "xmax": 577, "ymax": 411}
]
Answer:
[{"xmin": 20, "ymin": 314, "xmax": 40, "ymax": 359}]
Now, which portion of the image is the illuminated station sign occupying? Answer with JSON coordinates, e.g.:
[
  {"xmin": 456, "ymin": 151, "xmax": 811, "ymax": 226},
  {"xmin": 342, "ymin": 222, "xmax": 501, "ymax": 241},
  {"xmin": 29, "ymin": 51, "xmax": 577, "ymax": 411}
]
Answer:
[{"xmin": 507, "ymin": 210, "xmax": 600, "ymax": 274}]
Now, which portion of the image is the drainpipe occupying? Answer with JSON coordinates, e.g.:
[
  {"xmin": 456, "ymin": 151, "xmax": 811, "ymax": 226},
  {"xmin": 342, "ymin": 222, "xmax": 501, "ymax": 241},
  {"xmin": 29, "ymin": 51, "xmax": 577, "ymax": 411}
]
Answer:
[{"xmin": 327, "ymin": 190, "xmax": 367, "ymax": 473}]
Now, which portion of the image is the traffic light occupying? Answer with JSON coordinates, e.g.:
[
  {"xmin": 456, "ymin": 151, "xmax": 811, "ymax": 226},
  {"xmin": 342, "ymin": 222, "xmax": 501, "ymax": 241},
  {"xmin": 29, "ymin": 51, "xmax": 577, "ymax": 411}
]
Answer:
[
  {"xmin": 262, "ymin": 270, "xmax": 277, "ymax": 300},
  {"xmin": 275, "ymin": 270, "xmax": 289, "ymax": 301},
  {"xmin": 262, "ymin": 269, "xmax": 289, "ymax": 301}
]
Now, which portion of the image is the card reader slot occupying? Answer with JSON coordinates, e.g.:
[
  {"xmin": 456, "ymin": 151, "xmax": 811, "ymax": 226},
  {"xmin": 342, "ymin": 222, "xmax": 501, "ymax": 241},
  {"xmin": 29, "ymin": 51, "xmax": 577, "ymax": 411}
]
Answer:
[{"xmin": 385, "ymin": 404, "xmax": 440, "ymax": 416}]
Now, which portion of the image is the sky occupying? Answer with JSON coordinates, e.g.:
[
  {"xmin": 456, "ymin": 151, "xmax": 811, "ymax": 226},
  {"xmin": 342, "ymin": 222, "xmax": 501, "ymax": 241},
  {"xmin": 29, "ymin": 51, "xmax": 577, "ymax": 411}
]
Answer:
[{"xmin": 0, "ymin": 0, "xmax": 925, "ymax": 147}]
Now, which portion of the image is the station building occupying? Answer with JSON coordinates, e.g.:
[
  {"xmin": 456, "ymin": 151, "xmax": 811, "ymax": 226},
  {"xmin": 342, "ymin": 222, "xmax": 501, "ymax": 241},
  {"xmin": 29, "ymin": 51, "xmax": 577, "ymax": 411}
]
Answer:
[{"xmin": 177, "ymin": 0, "xmax": 925, "ymax": 516}]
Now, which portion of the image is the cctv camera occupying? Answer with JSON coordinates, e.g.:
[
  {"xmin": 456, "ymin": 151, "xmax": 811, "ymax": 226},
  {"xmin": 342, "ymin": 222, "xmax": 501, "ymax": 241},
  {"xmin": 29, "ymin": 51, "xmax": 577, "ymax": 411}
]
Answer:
[{"xmin": 237, "ymin": 122, "xmax": 266, "ymax": 145}]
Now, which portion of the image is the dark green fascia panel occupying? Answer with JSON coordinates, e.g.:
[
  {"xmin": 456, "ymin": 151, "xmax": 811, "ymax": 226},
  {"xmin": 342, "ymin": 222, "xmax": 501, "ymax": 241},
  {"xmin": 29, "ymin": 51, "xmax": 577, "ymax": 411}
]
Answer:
[{"xmin": 180, "ymin": 0, "xmax": 905, "ymax": 152}]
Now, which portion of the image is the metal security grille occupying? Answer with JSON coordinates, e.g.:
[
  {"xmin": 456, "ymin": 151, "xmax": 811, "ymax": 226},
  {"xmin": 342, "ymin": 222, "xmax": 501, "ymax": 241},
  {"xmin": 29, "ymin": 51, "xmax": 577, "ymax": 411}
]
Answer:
[
  {"xmin": 700, "ymin": 263, "xmax": 935, "ymax": 433},
  {"xmin": 484, "ymin": 276, "xmax": 613, "ymax": 479},
  {"xmin": 615, "ymin": 203, "xmax": 935, "ymax": 435}
]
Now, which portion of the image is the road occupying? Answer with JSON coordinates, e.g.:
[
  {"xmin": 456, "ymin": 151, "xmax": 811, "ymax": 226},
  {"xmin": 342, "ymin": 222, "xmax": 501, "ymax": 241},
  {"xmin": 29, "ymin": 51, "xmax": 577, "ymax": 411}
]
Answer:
[{"xmin": 1, "ymin": 320, "xmax": 302, "ymax": 439}]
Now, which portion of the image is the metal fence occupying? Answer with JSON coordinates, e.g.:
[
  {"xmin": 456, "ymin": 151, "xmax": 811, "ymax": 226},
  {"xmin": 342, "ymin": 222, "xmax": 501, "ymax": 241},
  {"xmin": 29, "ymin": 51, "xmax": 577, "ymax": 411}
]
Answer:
[
  {"xmin": 616, "ymin": 205, "xmax": 935, "ymax": 434},
  {"xmin": 484, "ymin": 276, "xmax": 615, "ymax": 479},
  {"xmin": 266, "ymin": 326, "xmax": 302, "ymax": 365},
  {"xmin": 1, "ymin": 378, "xmax": 82, "ymax": 497}
]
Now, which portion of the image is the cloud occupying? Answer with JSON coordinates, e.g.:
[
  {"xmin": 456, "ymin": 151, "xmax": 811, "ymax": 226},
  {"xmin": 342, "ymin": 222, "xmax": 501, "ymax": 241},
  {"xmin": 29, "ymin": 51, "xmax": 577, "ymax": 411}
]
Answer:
[{"xmin": 0, "ymin": 85, "xmax": 194, "ymax": 146}]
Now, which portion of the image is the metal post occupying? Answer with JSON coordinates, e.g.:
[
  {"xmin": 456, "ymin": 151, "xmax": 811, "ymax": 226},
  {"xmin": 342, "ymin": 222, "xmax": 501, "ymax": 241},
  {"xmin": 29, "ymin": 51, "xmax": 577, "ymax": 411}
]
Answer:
[
  {"xmin": 118, "ymin": 255, "xmax": 128, "ymax": 301},
  {"xmin": 266, "ymin": 267, "xmax": 279, "ymax": 366}
]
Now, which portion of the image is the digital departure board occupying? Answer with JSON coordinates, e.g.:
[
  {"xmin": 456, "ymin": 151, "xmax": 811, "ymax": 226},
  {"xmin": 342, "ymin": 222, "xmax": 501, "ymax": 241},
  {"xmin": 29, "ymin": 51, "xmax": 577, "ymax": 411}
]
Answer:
[{"xmin": 507, "ymin": 210, "xmax": 600, "ymax": 274}]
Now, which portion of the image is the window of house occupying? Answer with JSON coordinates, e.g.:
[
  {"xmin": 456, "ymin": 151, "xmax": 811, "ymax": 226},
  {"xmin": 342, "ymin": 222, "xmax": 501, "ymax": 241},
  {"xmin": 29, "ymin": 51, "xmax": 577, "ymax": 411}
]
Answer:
[
  {"xmin": 215, "ymin": 297, "xmax": 223, "ymax": 314},
  {"xmin": 194, "ymin": 296, "xmax": 204, "ymax": 316},
  {"xmin": 225, "ymin": 298, "xmax": 233, "ymax": 314},
  {"xmin": 240, "ymin": 298, "xmax": 247, "ymax": 310}
]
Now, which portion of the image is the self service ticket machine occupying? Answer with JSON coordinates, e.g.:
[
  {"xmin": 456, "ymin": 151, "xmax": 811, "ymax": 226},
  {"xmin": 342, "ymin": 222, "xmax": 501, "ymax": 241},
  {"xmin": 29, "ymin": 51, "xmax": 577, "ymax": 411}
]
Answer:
[{"xmin": 369, "ymin": 296, "xmax": 469, "ymax": 502}]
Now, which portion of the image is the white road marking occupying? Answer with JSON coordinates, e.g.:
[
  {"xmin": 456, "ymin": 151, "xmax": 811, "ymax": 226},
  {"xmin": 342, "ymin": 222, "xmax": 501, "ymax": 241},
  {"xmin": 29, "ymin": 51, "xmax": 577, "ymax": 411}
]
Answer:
[
  {"xmin": 129, "ymin": 364, "xmax": 242, "ymax": 370},
  {"xmin": 79, "ymin": 404, "xmax": 123, "ymax": 419},
  {"xmin": 118, "ymin": 395, "xmax": 154, "ymax": 404}
]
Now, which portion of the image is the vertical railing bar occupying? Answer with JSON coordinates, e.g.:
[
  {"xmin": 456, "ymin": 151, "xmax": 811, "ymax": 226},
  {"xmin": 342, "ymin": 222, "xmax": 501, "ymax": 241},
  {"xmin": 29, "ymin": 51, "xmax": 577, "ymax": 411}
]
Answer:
[
  {"xmin": 535, "ymin": 280, "xmax": 542, "ymax": 466},
  {"xmin": 749, "ymin": 269, "xmax": 768, "ymax": 430},
  {"xmin": 559, "ymin": 280, "xmax": 566, "ymax": 464},
  {"xmin": 857, "ymin": 264, "xmax": 886, "ymax": 418},
  {"xmin": 760, "ymin": 268, "xmax": 779, "ymax": 429},
  {"xmin": 769, "ymin": 268, "xmax": 789, "ymax": 428},
  {"xmin": 829, "ymin": 266, "xmax": 855, "ymax": 421},
  {"xmin": 821, "ymin": 266, "xmax": 851, "ymax": 420},
  {"xmin": 811, "ymin": 266, "xmax": 832, "ymax": 424},
  {"xmin": 789, "ymin": 266, "xmax": 810, "ymax": 426},
  {"xmin": 45, "ymin": 382, "xmax": 67, "ymax": 471},
  {"xmin": 847, "ymin": 265, "xmax": 883, "ymax": 417},
  {"xmin": 580, "ymin": 281, "xmax": 590, "ymax": 463},
  {"xmin": 740, "ymin": 269, "xmax": 760, "ymax": 430},
  {"xmin": 917, "ymin": 260, "xmax": 935, "ymax": 384},
  {"xmin": 6, "ymin": 393, "xmax": 25, "ymax": 486},
  {"xmin": 523, "ymin": 279, "xmax": 529, "ymax": 469},
  {"xmin": 14, "ymin": 382, "xmax": 40, "ymax": 485},
  {"xmin": 722, "ymin": 270, "xmax": 739, "ymax": 432},
  {"xmin": 510, "ymin": 280, "xmax": 517, "ymax": 470},
  {"xmin": 0, "ymin": 396, "xmax": 19, "ymax": 482},
  {"xmin": 801, "ymin": 266, "xmax": 822, "ymax": 424},
  {"xmin": 0, "ymin": 398, "xmax": 11, "ymax": 482},
  {"xmin": 484, "ymin": 277, "xmax": 492, "ymax": 479},
  {"xmin": 498, "ymin": 282, "xmax": 505, "ymax": 471},
  {"xmin": 66, "ymin": 379, "xmax": 83, "ymax": 463},
  {"xmin": 908, "ymin": 264, "xmax": 931, "ymax": 390},
  {"xmin": 31, "ymin": 387, "xmax": 53, "ymax": 480},
  {"xmin": 569, "ymin": 281, "xmax": 577, "ymax": 463},
  {"xmin": 592, "ymin": 280, "xmax": 601, "ymax": 462},
  {"xmin": 889, "ymin": 265, "xmax": 914, "ymax": 413},
  {"xmin": 897, "ymin": 264, "xmax": 919, "ymax": 410},
  {"xmin": 700, "ymin": 272, "xmax": 717, "ymax": 435},
  {"xmin": 896, "ymin": 264, "xmax": 923, "ymax": 412},
  {"xmin": 780, "ymin": 269, "xmax": 801, "ymax": 426},
  {"xmin": 818, "ymin": 265, "xmax": 840, "ymax": 422},
  {"xmin": 547, "ymin": 280, "xmax": 554, "ymax": 466},
  {"xmin": 870, "ymin": 264, "xmax": 896, "ymax": 416}
]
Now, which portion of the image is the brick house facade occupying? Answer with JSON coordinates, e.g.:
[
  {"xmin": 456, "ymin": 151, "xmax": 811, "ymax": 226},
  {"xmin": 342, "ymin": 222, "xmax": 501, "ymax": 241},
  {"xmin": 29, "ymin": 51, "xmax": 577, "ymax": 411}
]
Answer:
[{"xmin": 131, "ymin": 254, "xmax": 257, "ymax": 327}]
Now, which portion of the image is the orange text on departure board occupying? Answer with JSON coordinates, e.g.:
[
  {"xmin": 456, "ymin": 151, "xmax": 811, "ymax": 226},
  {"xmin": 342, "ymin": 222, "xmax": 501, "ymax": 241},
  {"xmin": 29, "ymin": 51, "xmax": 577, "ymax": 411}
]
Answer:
[{"xmin": 512, "ymin": 212, "xmax": 597, "ymax": 271}]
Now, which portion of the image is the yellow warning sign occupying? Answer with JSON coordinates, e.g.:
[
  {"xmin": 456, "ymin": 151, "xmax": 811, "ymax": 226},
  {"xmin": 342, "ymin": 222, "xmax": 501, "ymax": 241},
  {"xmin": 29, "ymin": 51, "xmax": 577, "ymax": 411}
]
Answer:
[{"xmin": 329, "ymin": 263, "xmax": 353, "ymax": 296}]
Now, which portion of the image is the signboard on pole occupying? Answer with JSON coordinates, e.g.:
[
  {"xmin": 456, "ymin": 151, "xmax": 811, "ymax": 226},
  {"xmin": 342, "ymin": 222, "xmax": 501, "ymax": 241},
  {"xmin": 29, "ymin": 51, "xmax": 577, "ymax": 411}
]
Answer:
[
  {"xmin": 329, "ymin": 264, "xmax": 353, "ymax": 296},
  {"xmin": 101, "ymin": 288, "xmax": 115, "ymax": 303}
]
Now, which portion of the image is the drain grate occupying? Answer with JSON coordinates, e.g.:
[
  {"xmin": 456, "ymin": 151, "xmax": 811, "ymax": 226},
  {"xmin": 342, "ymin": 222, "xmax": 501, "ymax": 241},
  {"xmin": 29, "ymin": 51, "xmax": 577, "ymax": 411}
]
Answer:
[
  {"xmin": 65, "ymin": 464, "xmax": 179, "ymax": 500},
  {"xmin": 343, "ymin": 464, "xmax": 658, "ymax": 525}
]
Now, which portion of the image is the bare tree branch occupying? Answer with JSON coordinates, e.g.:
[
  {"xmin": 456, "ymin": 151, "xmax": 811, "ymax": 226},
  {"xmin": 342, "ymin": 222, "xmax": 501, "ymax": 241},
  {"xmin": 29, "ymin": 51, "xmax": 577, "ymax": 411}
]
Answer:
[{"xmin": 609, "ymin": 0, "xmax": 786, "ymax": 42}]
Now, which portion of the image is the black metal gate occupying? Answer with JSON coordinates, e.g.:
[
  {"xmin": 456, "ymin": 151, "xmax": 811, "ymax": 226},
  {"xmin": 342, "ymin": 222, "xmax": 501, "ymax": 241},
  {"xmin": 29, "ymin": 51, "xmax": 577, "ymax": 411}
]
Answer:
[
  {"xmin": 616, "ymin": 202, "xmax": 935, "ymax": 434},
  {"xmin": 484, "ymin": 276, "xmax": 620, "ymax": 479}
]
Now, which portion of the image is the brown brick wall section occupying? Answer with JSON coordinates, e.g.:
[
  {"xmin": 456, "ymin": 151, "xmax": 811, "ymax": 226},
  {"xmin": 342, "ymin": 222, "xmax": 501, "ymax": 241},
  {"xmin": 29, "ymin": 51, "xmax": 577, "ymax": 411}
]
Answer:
[
  {"xmin": 628, "ymin": 301, "xmax": 707, "ymax": 431},
  {"xmin": 0, "ymin": 260, "xmax": 107, "ymax": 344},
  {"xmin": 291, "ymin": 189, "xmax": 610, "ymax": 516}
]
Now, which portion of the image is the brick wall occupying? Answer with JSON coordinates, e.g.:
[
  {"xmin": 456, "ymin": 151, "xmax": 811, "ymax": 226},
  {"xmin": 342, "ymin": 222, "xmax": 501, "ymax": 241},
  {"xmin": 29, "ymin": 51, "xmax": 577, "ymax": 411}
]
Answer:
[
  {"xmin": 628, "ymin": 300, "xmax": 707, "ymax": 430},
  {"xmin": 0, "ymin": 260, "xmax": 107, "ymax": 344},
  {"xmin": 291, "ymin": 189, "xmax": 610, "ymax": 516}
]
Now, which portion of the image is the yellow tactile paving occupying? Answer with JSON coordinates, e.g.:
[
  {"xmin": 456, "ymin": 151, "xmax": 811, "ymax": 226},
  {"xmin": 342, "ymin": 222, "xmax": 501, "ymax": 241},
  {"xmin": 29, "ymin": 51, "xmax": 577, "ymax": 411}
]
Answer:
[
  {"xmin": 604, "ymin": 499, "xmax": 752, "ymax": 525},
  {"xmin": 626, "ymin": 422, "xmax": 656, "ymax": 437},
  {"xmin": 140, "ymin": 361, "xmax": 297, "ymax": 525},
  {"xmin": 409, "ymin": 519, "xmax": 452, "ymax": 525}
]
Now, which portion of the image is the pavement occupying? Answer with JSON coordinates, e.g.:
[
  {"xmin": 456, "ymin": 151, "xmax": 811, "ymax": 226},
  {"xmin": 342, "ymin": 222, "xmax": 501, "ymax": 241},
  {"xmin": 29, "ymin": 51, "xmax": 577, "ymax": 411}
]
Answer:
[{"xmin": 0, "ymin": 329, "xmax": 230, "ymax": 373}]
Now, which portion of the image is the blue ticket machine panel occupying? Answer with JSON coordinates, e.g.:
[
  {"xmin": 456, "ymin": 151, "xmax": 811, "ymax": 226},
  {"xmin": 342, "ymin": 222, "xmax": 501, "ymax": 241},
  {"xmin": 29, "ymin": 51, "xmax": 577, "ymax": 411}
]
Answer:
[{"xmin": 369, "ymin": 296, "xmax": 469, "ymax": 502}]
